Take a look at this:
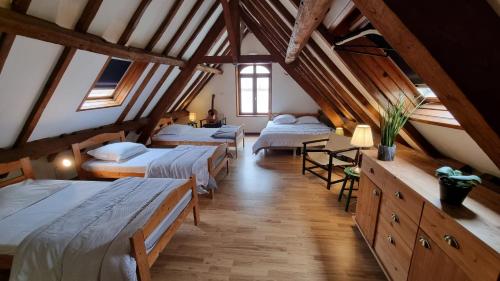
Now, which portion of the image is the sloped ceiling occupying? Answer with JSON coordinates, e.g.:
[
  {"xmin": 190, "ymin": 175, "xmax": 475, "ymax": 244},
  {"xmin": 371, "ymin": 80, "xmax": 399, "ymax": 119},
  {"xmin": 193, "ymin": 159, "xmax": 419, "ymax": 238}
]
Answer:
[{"xmin": 0, "ymin": 0, "xmax": 498, "ymax": 176}]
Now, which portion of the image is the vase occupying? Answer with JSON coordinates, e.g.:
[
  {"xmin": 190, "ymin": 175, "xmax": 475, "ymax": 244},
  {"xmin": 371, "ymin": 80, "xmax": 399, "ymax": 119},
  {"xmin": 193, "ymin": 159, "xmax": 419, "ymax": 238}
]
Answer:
[
  {"xmin": 439, "ymin": 178, "xmax": 472, "ymax": 205},
  {"xmin": 377, "ymin": 144, "xmax": 396, "ymax": 161}
]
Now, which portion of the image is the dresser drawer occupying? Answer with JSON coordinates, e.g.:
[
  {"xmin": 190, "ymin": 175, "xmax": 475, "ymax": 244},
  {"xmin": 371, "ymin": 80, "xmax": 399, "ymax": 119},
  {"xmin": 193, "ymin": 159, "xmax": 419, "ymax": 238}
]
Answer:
[
  {"xmin": 361, "ymin": 155, "xmax": 390, "ymax": 189},
  {"xmin": 383, "ymin": 176, "xmax": 424, "ymax": 224},
  {"xmin": 379, "ymin": 195, "xmax": 419, "ymax": 250},
  {"xmin": 420, "ymin": 204, "xmax": 500, "ymax": 281},
  {"xmin": 374, "ymin": 218, "xmax": 412, "ymax": 281}
]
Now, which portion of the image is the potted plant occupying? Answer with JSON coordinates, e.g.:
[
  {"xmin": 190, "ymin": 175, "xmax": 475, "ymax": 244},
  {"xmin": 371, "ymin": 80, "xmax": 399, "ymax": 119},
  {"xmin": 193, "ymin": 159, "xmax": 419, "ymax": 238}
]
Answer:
[
  {"xmin": 435, "ymin": 166, "xmax": 481, "ymax": 205},
  {"xmin": 378, "ymin": 95, "xmax": 423, "ymax": 161}
]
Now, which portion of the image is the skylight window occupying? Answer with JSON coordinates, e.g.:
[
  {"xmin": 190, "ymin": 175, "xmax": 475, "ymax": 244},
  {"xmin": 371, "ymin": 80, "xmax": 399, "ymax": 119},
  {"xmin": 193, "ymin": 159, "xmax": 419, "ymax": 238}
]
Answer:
[
  {"xmin": 415, "ymin": 84, "xmax": 437, "ymax": 99},
  {"xmin": 79, "ymin": 58, "xmax": 133, "ymax": 110}
]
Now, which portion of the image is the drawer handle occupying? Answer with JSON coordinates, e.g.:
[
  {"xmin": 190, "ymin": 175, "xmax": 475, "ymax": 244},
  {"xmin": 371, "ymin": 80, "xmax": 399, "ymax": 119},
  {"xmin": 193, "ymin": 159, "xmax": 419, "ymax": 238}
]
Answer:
[
  {"xmin": 419, "ymin": 236, "xmax": 431, "ymax": 249},
  {"xmin": 387, "ymin": 235, "xmax": 394, "ymax": 244},
  {"xmin": 443, "ymin": 235, "xmax": 460, "ymax": 249},
  {"xmin": 394, "ymin": 191, "xmax": 402, "ymax": 199},
  {"xmin": 372, "ymin": 189, "xmax": 379, "ymax": 196},
  {"xmin": 369, "ymin": 168, "xmax": 374, "ymax": 174},
  {"xmin": 391, "ymin": 213, "xmax": 399, "ymax": 223}
]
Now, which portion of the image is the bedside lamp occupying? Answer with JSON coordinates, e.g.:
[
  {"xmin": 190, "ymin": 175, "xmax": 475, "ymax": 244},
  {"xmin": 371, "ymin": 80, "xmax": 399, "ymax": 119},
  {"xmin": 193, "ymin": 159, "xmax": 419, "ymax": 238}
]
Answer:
[
  {"xmin": 350, "ymin": 125, "xmax": 373, "ymax": 173},
  {"xmin": 335, "ymin": 127, "xmax": 344, "ymax": 136},
  {"xmin": 188, "ymin": 112, "xmax": 197, "ymax": 127}
]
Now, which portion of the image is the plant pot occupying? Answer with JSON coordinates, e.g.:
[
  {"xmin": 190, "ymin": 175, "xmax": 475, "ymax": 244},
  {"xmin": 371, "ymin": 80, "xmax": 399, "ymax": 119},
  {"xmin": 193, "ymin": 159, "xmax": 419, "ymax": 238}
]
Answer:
[
  {"xmin": 377, "ymin": 144, "xmax": 396, "ymax": 161},
  {"xmin": 439, "ymin": 178, "xmax": 472, "ymax": 205}
]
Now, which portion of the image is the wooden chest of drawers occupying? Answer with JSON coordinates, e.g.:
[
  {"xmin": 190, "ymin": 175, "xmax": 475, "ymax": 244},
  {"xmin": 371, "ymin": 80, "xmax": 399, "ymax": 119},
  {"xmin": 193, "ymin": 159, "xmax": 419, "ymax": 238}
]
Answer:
[{"xmin": 355, "ymin": 150, "xmax": 500, "ymax": 281}]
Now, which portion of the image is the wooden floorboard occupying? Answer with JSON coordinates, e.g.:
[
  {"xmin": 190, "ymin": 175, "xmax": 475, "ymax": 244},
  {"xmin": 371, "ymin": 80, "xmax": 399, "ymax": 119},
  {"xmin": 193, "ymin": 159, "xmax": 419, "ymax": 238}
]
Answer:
[{"xmin": 151, "ymin": 137, "xmax": 386, "ymax": 281}]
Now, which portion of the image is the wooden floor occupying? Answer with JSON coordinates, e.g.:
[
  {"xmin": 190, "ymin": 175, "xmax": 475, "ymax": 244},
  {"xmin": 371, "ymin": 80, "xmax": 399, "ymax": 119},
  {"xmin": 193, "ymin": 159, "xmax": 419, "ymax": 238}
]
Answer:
[{"xmin": 151, "ymin": 137, "xmax": 386, "ymax": 281}]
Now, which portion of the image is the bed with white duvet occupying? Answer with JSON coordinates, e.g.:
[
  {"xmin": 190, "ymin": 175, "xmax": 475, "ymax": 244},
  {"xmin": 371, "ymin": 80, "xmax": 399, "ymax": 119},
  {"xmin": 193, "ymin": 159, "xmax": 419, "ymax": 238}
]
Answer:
[
  {"xmin": 252, "ymin": 115, "xmax": 332, "ymax": 154},
  {"xmin": 0, "ymin": 175, "xmax": 197, "ymax": 281}
]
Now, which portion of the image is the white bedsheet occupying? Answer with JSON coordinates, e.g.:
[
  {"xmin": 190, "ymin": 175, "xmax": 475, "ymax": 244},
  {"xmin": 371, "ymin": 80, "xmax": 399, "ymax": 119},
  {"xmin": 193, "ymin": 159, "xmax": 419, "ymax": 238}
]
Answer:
[
  {"xmin": 82, "ymin": 148, "xmax": 171, "ymax": 173},
  {"xmin": 252, "ymin": 121, "xmax": 332, "ymax": 153},
  {"xmin": 152, "ymin": 127, "xmax": 235, "ymax": 144}
]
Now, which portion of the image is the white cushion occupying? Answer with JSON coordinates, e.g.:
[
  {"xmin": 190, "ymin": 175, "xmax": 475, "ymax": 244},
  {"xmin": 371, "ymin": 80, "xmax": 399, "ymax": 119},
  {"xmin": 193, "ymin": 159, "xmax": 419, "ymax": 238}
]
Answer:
[
  {"xmin": 87, "ymin": 142, "xmax": 147, "ymax": 162},
  {"xmin": 273, "ymin": 114, "xmax": 296, "ymax": 124},
  {"xmin": 296, "ymin": 116, "xmax": 320, "ymax": 124},
  {"xmin": 157, "ymin": 124, "xmax": 193, "ymax": 135}
]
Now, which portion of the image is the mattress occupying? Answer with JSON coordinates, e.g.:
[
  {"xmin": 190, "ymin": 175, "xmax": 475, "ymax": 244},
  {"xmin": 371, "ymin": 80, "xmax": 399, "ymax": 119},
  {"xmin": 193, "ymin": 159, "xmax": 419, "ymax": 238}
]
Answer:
[
  {"xmin": 0, "ymin": 179, "xmax": 191, "ymax": 255},
  {"xmin": 152, "ymin": 128, "xmax": 235, "ymax": 144},
  {"xmin": 252, "ymin": 121, "xmax": 332, "ymax": 153},
  {"xmin": 82, "ymin": 148, "xmax": 172, "ymax": 174}
]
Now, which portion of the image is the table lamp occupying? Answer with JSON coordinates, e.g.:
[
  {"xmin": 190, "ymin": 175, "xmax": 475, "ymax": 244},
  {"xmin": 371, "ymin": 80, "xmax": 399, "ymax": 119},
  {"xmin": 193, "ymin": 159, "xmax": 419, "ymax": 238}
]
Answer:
[
  {"xmin": 189, "ymin": 112, "xmax": 197, "ymax": 122},
  {"xmin": 335, "ymin": 127, "xmax": 344, "ymax": 136},
  {"xmin": 350, "ymin": 125, "xmax": 373, "ymax": 173}
]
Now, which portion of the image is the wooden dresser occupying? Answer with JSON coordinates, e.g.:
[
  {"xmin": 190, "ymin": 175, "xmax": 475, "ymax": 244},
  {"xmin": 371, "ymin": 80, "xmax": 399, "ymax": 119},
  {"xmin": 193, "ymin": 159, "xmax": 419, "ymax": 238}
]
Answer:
[{"xmin": 355, "ymin": 150, "xmax": 500, "ymax": 281}]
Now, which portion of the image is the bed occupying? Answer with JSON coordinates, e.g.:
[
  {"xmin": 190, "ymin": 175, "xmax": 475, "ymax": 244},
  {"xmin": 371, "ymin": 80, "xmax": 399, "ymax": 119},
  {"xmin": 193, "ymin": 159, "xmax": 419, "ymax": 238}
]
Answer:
[
  {"xmin": 72, "ymin": 131, "xmax": 229, "ymax": 198},
  {"xmin": 150, "ymin": 117, "xmax": 245, "ymax": 158},
  {"xmin": 252, "ymin": 113, "xmax": 333, "ymax": 155},
  {"xmin": 0, "ymin": 158, "xmax": 198, "ymax": 281}
]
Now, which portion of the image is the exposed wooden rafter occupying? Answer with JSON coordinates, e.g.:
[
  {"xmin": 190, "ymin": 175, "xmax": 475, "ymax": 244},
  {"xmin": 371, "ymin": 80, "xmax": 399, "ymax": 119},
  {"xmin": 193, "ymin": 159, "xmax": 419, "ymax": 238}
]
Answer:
[
  {"xmin": 138, "ymin": 15, "xmax": 226, "ymax": 143},
  {"xmin": 220, "ymin": 0, "xmax": 240, "ymax": 63},
  {"xmin": 353, "ymin": 0, "xmax": 500, "ymax": 167},
  {"xmin": 0, "ymin": 0, "xmax": 32, "ymax": 75},
  {"xmin": 0, "ymin": 118, "xmax": 149, "ymax": 163},
  {"xmin": 201, "ymin": 55, "xmax": 276, "ymax": 64},
  {"xmin": 13, "ymin": 0, "xmax": 104, "ymax": 146},
  {"xmin": 145, "ymin": 0, "xmax": 184, "ymax": 51},
  {"xmin": 117, "ymin": 0, "xmax": 152, "ymax": 45},
  {"xmin": 285, "ymin": 0, "xmax": 332, "ymax": 64}
]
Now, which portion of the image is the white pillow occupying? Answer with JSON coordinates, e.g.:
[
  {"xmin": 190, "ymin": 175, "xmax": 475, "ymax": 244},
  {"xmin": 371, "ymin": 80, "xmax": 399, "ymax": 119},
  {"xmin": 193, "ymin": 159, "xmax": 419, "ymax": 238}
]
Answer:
[
  {"xmin": 157, "ymin": 124, "xmax": 193, "ymax": 135},
  {"xmin": 296, "ymin": 116, "xmax": 320, "ymax": 124},
  {"xmin": 273, "ymin": 114, "xmax": 296, "ymax": 124},
  {"xmin": 87, "ymin": 142, "xmax": 147, "ymax": 162}
]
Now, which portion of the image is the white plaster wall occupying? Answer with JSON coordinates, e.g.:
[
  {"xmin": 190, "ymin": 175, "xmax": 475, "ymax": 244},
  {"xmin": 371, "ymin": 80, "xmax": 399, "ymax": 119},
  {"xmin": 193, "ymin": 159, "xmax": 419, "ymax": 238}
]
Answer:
[
  {"xmin": 411, "ymin": 122, "xmax": 500, "ymax": 177},
  {"xmin": 187, "ymin": 34, "xmax": 319, "ymax": 133},
  {"xmin": 0, "ymin": 37, "xmax": 63, "ymax": 147},
  {"xmin": 142, "ymin": 68, "xmax": 181, "ymax": 117}
]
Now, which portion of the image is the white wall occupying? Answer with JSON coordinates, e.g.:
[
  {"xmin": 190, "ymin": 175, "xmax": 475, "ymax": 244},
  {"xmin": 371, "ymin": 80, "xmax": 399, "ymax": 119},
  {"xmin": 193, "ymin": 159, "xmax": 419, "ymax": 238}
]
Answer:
[
  {"xmin": 411, "ymin": 122, "xmax": 500, "ymax": 177},
  {"xmin": 187, "ymin": 33, "xmax": 319, "ymax": 133}
]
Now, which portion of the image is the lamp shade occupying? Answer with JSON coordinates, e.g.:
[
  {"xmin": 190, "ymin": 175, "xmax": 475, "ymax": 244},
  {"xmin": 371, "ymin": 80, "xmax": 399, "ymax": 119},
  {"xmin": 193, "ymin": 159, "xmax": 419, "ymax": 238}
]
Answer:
[
  {"xmin": 189, "ymin": 112, "xmax": 197, "ymax": 122},
  {"xmin": 351, "ymin": 125, "xmax": 373, "ymax": 148},
  {"xmin": 335, "ymin": 127, "xmax": 344, "ymax": 136}
]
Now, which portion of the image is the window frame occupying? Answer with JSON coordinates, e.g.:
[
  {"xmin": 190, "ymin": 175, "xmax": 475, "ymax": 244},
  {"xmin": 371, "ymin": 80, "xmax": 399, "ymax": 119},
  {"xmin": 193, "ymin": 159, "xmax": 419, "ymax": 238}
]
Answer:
[
  {"xmin": 78, "ymin": 57, "xmax": 136, "ymax": 111},
  {"xmin": 235, "ymin": 63, "xmax": 272, "ymax": 116}
]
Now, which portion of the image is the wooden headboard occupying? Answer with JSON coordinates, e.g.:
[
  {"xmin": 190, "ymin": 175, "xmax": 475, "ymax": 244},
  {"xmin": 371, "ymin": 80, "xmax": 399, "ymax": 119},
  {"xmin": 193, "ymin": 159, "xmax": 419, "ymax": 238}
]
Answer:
[
  {"xmin": 153, "ymin": 117, "xmax": 174, "ymax": 135},
  {"xmin": 268, "ymin": 112, "xmax": 320, "ymax": 120},
  {"xmin": 0, "ymin": 157, "xmax": 34, "ymax": 188},
  {"xmin": 71, "ymin": 131, "xmax": 126, "ymax": 177}
]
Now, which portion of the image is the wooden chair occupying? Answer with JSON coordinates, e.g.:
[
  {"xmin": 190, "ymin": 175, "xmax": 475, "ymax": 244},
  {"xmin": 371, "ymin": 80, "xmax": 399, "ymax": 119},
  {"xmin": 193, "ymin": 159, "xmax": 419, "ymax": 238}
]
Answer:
[{"xmin": 302, "ymin": 133, "xmax": 359, "ymax": 190}]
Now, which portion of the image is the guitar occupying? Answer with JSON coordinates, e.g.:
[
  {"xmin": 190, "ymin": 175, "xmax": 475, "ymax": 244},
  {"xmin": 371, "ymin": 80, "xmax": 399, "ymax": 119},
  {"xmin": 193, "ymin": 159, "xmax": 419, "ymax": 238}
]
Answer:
[{"xmin": 206, "ymin": 94, "xmax": 218, "ymax": 124}]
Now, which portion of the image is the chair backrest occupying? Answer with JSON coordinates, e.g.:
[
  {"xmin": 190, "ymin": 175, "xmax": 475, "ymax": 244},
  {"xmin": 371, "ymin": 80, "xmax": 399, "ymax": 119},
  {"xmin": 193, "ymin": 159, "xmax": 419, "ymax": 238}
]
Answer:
[
  {"xmin": 325, "ymin": 133, "xmax": 358, "ymax": 160},
  {"xmin": 0, "ymin": 157, "xmax": 34, "ymax": 188}
]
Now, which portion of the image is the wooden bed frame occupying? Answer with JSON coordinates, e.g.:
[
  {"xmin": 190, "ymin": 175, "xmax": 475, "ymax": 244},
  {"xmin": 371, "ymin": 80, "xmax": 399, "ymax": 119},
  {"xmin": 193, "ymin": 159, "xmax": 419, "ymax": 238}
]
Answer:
[
  {"xmin": 0, "ymin": 158, "xmax": 198, "ymax": 281},
  {"xmin": 150, "ymin": 117, "xmax": 245, "ymax": 158},
  {"xmin": 72, "ymin": 131, "xmax": 229, "ymax": 199}
]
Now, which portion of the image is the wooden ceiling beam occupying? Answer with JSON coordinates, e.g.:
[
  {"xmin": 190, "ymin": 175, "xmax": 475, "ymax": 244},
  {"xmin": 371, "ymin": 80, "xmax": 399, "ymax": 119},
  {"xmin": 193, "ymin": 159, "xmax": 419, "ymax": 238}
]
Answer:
[
  {"xmin": 0, "ymin": 0, "xmax": 32, "ymax": 75},
  {"xmin": 117, "ymin": 0, "xmax": 152, "ymax": 45},
  {"xmin": 13, "ymin": 0, "xmax": 104, "ymax": 147},
  {"xmin": 0, "ymin": 7, "xmax": 185, "ymax": 66},
  {"xmin": 285, "ymin": 0, "xmax": 332, "ymax": 64},
  {"xmin": 0, "ymin": 118, "xmax": 148, "ymax": 163},
  {"xmin": 353, "ymin": 0, "xmax": 500, "ymax": 167},
  {"xmin": 145, "ymin": 0, "xmax": 184, "ymax": 51},
  {"xmin": 201, "ymin": 55, "xmax": 276, "ymax": 64},
  {"xmin": 220, "ymin": 0, "xmax": 240, "ymax": 63},
  {"xmin": 138, "ymin": 15, "xmax": 226, "ymax": 143}
]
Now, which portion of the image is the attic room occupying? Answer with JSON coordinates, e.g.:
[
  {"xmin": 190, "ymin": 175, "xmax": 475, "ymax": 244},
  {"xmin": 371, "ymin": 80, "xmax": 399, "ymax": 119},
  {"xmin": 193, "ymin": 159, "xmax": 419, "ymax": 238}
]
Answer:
[{"xmin": 0, "ymin": 0, "xmax": 498, "ymax": 280}]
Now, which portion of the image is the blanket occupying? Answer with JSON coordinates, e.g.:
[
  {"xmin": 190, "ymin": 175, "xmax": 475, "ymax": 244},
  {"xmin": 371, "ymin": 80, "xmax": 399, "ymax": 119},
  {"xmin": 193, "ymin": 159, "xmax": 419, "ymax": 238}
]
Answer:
[
  {"xmin": 145, "ymin": 145, "xmax": 217, "ymax": 190},
  {"xmin": 211, "ymin": 125, "xmax": 240, "ymax": 139},
  {"xmin": 252, "ymin": 121, "xmax": 331, "ymax": 153},
  {"xmin": 9, "ymin": 177, "xmax": 188, "ymax": 281}
]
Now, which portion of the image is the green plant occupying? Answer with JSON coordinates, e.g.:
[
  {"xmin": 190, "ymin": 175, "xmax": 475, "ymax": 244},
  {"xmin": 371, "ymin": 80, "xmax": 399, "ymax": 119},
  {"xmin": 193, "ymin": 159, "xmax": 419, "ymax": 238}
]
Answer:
[
  {"xmin": 379, "ymin": 95, "xmax": 424, "ymax": 147},
  {"xmin": 435, "ymin": 166, "xmax": 481, "ymax": 188}
]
